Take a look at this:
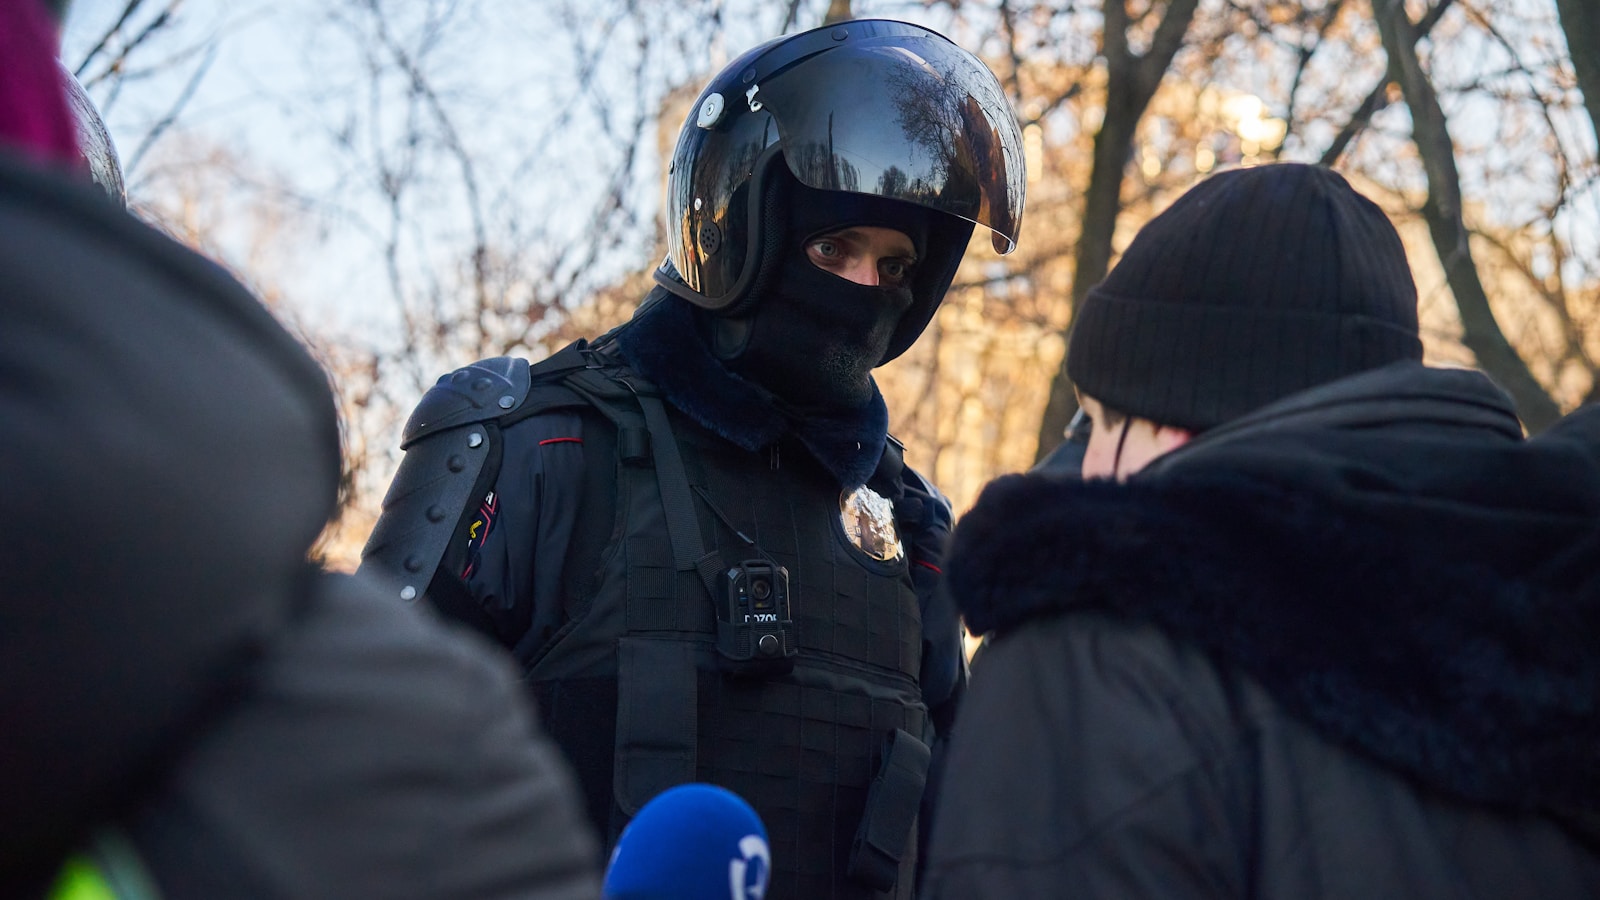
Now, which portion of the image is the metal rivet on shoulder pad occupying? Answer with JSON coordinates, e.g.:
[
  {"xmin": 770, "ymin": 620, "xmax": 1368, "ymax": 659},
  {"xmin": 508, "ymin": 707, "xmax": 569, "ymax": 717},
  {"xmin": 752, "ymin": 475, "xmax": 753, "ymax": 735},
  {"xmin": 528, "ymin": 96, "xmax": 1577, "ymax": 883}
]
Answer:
[
  {"xmin": 498, "ymin": 395, "xmax": 515, "ymax": 409},
  {"xmin": 447, "ymin": 454, "xmax": 466, "ymax": 472},
  {"xmin": 831, "ymin": 26, "xmax": 848, "ymax": 40},
  {"xmin": 468, "ymin": 432, "xmax": 484, "ymax": 448},
  {"xmin": 426, "ymin": 505, "xmax": 447, "ymax": 523},
  {"xmin": 400, "ymin": 585, "xmax": 417, "ymax": 601},
  {"xmin": 404, "ymin": 554, "xmax": 425, "ymax": 572}
]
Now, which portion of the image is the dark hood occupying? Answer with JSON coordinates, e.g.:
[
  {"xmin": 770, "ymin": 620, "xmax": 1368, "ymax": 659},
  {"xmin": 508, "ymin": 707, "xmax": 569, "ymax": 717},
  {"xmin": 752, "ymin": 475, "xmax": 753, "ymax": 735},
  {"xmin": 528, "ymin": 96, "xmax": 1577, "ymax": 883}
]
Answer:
[
  {"xmin": 951, "ymin": 362, "xmax": 1600, "ymax": 813},
  {"xmin": 2, "ymin": 152, "xmax": 340, "ymax": 885}
]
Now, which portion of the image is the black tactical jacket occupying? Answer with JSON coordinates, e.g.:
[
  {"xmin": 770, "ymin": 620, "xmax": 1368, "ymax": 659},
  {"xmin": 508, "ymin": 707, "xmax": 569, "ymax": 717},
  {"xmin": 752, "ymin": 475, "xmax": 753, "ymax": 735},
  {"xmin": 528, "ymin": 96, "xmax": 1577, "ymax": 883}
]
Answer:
[{"xmin": 371, "ymin": 293, "xmax": 966, "ymax": 899}]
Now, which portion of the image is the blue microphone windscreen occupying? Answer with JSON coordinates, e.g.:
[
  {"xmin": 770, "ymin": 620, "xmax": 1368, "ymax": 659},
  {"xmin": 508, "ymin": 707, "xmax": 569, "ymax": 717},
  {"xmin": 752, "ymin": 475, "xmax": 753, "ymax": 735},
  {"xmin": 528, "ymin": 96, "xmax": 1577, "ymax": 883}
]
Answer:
[{"xmin": 602, "ymin": 783, "xmax": 770, "ymax": 900}]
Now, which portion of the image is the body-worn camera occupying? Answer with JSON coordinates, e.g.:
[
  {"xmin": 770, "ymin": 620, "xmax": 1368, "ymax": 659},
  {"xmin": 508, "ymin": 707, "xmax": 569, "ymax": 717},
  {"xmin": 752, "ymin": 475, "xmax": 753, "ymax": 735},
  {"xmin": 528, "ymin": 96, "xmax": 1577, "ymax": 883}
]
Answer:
[{"xmin": 716, "ymin": 559, "xmax": 797, "ymax": 676}]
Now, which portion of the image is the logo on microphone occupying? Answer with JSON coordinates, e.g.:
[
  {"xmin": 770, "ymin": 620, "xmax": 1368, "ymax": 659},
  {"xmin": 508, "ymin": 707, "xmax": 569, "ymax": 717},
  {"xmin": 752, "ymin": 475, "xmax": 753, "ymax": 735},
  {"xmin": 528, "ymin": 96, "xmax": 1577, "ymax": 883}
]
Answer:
[{"xmin": 728, "ymin": 834, "xmax": 770, "ymax": 900}]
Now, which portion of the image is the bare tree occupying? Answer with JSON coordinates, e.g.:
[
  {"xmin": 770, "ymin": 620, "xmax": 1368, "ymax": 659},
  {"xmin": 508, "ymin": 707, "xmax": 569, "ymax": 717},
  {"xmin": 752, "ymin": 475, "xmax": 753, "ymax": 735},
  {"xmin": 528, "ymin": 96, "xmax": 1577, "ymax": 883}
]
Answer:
[
  {"xmin": 76, "ymin": 0, "xmax": 1600, "ymax": 551},
  {"xmin": 1319, "ymin": 0, "xmax": 1454, "ymax": 167},
  {"xmin": 823, "ymin": 0, "xmax": 854, "ymax": 25},
  {"xmin": 1375, "ymin": 0, "xmax": 1563, "ymax": 430},
  {"xmin": 1554, "ymin": 0, "xmax": 1600, "ymax": 141},
  {"xmin": 67, "ymin": 1, "xmax": 261, "ymax": 186},
  {"xmin": 1033, "ymin": 0, "xmax": 1201, "ymax": 461}
]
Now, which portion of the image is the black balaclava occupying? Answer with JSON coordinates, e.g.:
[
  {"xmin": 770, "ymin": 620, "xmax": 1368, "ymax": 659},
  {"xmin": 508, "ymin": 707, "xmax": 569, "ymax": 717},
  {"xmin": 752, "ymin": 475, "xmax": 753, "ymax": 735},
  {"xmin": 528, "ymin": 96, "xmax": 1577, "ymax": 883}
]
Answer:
[{"xmin": 711, "ymin": 171, "xmax": 932, "ymax": 410}]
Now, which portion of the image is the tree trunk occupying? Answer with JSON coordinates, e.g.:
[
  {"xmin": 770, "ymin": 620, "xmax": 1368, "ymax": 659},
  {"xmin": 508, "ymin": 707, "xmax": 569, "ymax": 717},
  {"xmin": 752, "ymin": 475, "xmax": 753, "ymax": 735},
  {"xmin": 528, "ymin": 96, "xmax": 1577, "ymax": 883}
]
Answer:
[
  {"xmin": 1034, "ymin": 0, "xmax": 1201, "ymax": 461},
  {"xmin": 1555, "ymin": 0, "xmax": 1600, "ymax": 147},
  {"xmin": 1319, "ymin": 0, "xmax": 1454, "ymax": 167},
  {"xmin": 1374, "ymin": 0, "xmax": 1562, "ymax": 431}
]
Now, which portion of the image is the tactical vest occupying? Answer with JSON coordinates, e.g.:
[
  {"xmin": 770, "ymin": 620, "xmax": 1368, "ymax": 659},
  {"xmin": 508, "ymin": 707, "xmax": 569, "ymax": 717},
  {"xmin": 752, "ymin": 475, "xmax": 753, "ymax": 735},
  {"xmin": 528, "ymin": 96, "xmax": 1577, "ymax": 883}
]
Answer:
[{"xmin": 362, "ymin": 341, "xmax": 933, "ymax": 900}]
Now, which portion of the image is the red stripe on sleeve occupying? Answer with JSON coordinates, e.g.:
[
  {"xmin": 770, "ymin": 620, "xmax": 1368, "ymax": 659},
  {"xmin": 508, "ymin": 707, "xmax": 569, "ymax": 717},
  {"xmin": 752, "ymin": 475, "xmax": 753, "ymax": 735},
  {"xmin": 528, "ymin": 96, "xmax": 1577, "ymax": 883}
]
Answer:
[{"xmin": 538, "ymin": 437, "xmax": 583, "ymax": 446}]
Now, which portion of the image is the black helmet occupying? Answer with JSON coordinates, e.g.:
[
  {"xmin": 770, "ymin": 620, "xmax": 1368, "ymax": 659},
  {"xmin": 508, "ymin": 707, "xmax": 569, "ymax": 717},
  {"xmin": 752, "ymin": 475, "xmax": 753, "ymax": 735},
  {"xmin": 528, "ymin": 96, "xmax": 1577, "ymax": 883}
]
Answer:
[{"xmin": 656, "ymin": 19, "xmax": 1025, "ymax": 363}]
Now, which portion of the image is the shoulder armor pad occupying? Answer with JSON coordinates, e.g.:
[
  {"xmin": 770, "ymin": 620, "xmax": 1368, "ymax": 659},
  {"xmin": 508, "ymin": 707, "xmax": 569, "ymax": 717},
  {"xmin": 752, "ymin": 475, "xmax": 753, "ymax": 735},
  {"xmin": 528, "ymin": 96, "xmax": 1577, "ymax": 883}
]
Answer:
[{"xmin": 401, "ymin": 356, "xmax": 531, "ymax": 448}]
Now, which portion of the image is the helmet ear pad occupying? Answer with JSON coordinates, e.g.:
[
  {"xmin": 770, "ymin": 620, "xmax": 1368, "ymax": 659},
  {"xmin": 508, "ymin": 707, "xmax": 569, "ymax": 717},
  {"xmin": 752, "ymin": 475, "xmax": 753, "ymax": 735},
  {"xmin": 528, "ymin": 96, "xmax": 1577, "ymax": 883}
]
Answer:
[
  {"xmin": 706, "ymin": 156, "xmax": 792, "ymax": 359},
  {"xmin": 881, "ymin": 212, "xmax": 974, "ymax": 363},
  {"xmin": 707, "ymin": 314, "xmax": 751, "ymax": 360}
]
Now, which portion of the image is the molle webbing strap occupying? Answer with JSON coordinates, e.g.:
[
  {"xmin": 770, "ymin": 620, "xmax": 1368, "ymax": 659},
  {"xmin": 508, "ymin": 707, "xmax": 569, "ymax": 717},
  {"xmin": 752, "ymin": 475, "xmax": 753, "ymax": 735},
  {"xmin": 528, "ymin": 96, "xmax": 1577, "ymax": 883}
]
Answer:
[
  {"xmin": 613, "ymin": 637, "xmax": 698, "ymax": 815},
  {"xmin": 562, "ymin": 369, "xmax": 713, "ymax": 817},
  {"xmin": 557, "ymin": 366, "xmax": 649, "ymax": 462},
  {"xmin": 616, "ymin": 392, "xmax": 723, "ymax": 814},
  {"xmin": 635, "ymin": 393, "xmax": 730, "ymax": 597},
  {"xmin": 848, "ymin": 727, "xmax": 932, "ymax": 892}
]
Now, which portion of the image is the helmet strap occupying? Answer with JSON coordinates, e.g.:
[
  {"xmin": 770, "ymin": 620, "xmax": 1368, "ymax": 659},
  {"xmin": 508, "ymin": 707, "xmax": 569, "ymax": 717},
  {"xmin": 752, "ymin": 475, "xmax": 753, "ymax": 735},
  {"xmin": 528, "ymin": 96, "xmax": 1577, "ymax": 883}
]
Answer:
[
  {"xmin": 709, "ymin": 315, "xmax": 752, "ymax": 360},
  {"xmin": 718, "ymin": 153, "xmax": 791, "ymax": 319}
]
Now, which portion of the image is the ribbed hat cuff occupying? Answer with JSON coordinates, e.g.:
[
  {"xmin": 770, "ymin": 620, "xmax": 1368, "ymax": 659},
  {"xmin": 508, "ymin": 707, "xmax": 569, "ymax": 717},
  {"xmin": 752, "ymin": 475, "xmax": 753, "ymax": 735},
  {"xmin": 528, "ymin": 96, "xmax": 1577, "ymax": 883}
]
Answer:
[{"xmin": 1066, "ymin": 290, "xmax": 1423, "ymax": 431}]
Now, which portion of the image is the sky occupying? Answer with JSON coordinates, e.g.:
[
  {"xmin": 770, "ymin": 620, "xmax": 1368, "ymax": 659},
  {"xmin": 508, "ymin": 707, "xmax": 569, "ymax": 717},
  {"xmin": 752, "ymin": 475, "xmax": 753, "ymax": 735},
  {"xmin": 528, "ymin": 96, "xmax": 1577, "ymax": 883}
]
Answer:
[
  {"xmin": 57, "ymin": 1, "xmax": 900, "ymax": 348},
  {"xmin": 58, "ymin": 0, "xmax": 1599, "ymax": 392}
]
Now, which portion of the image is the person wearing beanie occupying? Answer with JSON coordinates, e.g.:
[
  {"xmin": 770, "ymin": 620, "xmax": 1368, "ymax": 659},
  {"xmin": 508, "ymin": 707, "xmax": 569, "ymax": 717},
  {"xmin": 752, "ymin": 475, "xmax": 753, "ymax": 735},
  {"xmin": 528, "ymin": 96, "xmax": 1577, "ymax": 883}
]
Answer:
[
  {"xmin": 360, "ymin": 19, "xmax": 1025, "ymax": 900},
  {"xmin": 922, "ymin": 163, "xmax": 1600, "ymax": 898},
  {"xmin": 4, "ymin": 3, "xmax": 599, "ymax": 896}
]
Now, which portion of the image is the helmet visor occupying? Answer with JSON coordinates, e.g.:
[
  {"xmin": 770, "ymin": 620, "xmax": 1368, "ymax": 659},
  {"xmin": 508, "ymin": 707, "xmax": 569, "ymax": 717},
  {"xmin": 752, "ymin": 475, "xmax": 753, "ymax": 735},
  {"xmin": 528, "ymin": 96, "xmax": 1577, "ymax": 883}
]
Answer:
[{"xmin": 757, "ymin": 29, "xmax": 1024, "ymax": 254}]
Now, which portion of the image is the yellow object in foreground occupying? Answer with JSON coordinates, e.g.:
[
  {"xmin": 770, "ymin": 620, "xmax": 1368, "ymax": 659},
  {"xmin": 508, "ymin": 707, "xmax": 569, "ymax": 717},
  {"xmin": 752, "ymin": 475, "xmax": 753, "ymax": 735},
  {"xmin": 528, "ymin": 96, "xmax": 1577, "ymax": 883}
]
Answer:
[{"xmin": 48, "ymin": 833, "xmax": 159, "ymax": 900}]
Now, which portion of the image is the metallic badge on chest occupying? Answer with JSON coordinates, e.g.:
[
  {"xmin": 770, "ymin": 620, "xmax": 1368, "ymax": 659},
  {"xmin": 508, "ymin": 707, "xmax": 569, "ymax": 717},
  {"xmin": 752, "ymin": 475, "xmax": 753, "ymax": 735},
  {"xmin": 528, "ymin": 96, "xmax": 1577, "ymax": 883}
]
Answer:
[{"xmin": 840, "ymin": 485, "xmax": 903, "ymax": 562}]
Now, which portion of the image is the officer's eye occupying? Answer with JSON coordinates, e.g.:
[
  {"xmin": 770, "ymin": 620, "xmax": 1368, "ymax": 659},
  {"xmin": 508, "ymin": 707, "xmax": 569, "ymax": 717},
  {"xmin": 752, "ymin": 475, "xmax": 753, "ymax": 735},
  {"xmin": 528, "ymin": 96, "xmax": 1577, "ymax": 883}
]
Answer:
[
  {"xmin": 879, "ymin": 258, "xmax": 914, "ymax": 286},
  {"xmin": 808, "ymin": 238, "xmax": 843, "ymax": 261}
]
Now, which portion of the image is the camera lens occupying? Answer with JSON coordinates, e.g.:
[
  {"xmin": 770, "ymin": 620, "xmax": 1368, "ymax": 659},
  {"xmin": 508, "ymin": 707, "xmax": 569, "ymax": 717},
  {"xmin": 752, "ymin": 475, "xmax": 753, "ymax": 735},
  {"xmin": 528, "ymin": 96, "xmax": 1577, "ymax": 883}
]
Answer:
[{"xmin": 750, "ymin": 578, "xmax": 772, "ymax": 601}]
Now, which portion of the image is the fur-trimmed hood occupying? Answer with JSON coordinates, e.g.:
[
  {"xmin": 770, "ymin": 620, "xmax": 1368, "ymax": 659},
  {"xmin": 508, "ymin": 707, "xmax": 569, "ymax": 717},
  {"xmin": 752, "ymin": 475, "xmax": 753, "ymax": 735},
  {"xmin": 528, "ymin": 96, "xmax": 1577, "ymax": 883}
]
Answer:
[
  {"xmin": 612, "ymin": 290, "xmax": 888, "ymax": 488},
  {"xmin": 951, "ymin": 364, "xmax": 1600, "ymax": 813}
]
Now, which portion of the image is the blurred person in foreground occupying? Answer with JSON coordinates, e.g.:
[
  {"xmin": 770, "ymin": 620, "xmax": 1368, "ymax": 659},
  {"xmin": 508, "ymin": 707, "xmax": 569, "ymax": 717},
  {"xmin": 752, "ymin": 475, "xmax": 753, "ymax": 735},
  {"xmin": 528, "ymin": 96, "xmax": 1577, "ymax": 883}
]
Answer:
[
  {"xmin": 361, "ymin": 17, "xmax": 1025, "ymax": 899},
  {"xmin": 922, "ymin": 162, "xmax": 1600, "ymax": 898},
  {"xmin": 1, "ymin": 1, "xmax": 598, "ymax": 896}
]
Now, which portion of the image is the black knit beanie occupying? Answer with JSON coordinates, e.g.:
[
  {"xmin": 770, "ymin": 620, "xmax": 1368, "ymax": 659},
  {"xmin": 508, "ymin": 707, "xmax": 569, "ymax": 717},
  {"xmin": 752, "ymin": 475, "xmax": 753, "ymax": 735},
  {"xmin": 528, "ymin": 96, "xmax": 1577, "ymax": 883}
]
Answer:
[{"xmin": 1067, "ymin": 163, "xmax": 1423, "ymax": 431}]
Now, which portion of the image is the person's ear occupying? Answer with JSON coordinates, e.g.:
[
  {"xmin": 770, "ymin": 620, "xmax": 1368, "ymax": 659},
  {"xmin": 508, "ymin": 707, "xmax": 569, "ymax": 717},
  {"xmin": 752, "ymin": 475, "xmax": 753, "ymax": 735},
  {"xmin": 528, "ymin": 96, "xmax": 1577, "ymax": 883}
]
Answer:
[{"xmin": 1153, "ymin": 425, "xmax": 1193, "ymax": 455}]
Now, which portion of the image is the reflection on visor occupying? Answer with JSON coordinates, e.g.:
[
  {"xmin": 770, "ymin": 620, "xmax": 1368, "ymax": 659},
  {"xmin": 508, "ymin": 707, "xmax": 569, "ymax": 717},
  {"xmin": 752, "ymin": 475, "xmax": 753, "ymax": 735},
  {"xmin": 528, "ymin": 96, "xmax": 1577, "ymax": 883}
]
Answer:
[{"xmin": 760, "ymin": 34, "xmax": 1025, "ymax": 254}]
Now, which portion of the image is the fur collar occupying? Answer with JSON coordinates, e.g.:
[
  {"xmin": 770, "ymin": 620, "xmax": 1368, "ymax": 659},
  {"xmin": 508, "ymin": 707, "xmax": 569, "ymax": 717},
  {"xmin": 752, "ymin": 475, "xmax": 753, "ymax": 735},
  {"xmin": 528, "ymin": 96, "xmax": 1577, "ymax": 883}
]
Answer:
[
  {"xmin": 613, "ymin": 293, "xmax": 888, "ymax": 488},
  {"xmin": 950, "ymin": 438, "xmax": 1600, "ymax": 812}
]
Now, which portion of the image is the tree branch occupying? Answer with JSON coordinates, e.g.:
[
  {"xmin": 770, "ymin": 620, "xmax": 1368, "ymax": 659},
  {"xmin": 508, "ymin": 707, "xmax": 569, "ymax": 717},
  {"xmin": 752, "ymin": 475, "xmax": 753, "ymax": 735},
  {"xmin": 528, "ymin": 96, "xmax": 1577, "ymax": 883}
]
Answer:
[
  {"xmin": 123, "ymin": 41, "xmax": 215, "ymax": 176},
  {"xmin": 73, "ymin": 0, "xmax": 150, "ymax": 78},
  {"xmin": 1373, "ymin": 0, "xmax": 1563, "ymax": 430},
  {"xmin": 1319, "ymin": 0, "xmax": 1454, "ymax": 167},
  {"xmin": 1035, "ymin": 0, "xmax": 1200, "ymax": 460},
  {"xmin": 1555, "ymin": 0, "xmax": 1600, "ymax": 149}
]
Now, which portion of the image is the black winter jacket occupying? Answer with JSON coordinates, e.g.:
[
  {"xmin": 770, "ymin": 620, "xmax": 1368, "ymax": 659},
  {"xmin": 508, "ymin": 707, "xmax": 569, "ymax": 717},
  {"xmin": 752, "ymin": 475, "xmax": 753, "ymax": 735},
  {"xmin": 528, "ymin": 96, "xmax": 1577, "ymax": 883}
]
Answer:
[
  {"xmin": 923, "ymin": 362, "xmax": 1600, "ymax": 898},
  {"xmin": 0, "ymin": 152, "xmax": 599, "ymax": 898}
]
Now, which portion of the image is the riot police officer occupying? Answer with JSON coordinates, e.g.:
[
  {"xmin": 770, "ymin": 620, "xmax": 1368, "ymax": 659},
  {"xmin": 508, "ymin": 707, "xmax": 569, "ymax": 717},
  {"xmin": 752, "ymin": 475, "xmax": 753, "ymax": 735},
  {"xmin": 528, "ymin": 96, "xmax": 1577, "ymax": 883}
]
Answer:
[{"xmin": 363, "ymin": 18, "xmax": 1024, "ymax": 899}]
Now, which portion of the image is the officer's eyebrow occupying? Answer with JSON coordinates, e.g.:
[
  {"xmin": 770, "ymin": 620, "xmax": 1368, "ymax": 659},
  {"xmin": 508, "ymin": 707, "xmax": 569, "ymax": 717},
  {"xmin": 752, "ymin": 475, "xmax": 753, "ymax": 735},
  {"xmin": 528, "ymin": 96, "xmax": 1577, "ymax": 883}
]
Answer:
[{"xmin": 819, "ymin": 226, "xmax": 916, "ymax": 260}]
